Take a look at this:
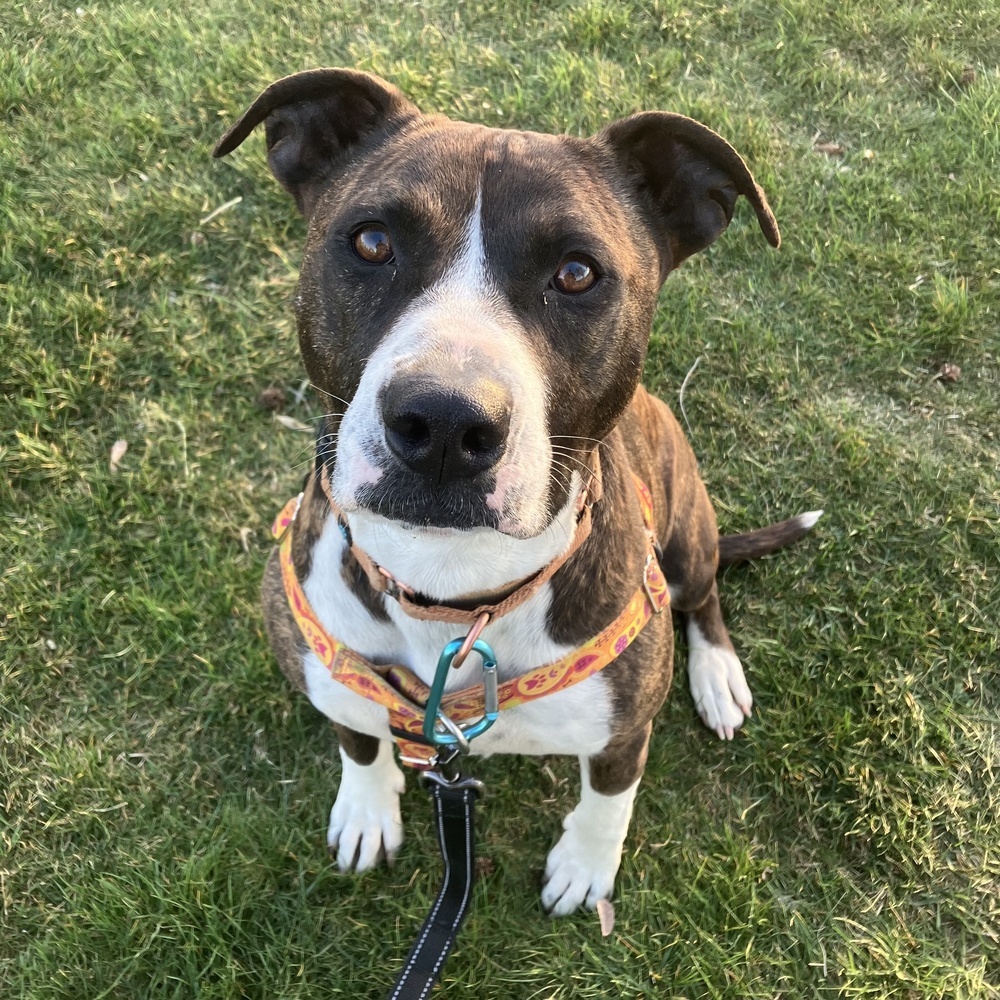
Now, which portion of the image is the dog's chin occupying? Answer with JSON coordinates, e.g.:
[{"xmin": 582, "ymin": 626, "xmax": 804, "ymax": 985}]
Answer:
[
  {"xmin": 354, "ymin": 479, "xmax": 551, "ymax": 540},
  {"xmin": 356, "ymin": 482, "xmax": 501, "ymax": 534}
]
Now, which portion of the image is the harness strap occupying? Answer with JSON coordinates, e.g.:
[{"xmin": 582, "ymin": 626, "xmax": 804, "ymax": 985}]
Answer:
[
  {"xmin": 386, "ymin": 779, "xmax": 479, "ymax": 1000},
  {"xmin": 272, "ymin": 473, "xmax": 669, "ymax": 769}
]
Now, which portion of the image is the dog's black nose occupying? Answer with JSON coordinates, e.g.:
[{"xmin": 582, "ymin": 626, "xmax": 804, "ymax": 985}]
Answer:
[{"xmin": 381, "ymin": 378, "xmax": 511, "ymax": 482}]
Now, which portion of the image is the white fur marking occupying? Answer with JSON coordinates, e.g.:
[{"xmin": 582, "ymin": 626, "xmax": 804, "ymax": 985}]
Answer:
[
  {"xmin": 797, "ymin": 509, "xmax": 824, "ymax": 529},
  {"xmin": 300, "ymin": 511, "xmax": 614, "ymax": 759},
  {"xmin": 542, "ymin": 759, "xmax": 640, "ymax": 916},
  {"xmin": 449, "ymin": 188, "xmax": 487, "ymax": 289},
  {"xmin": 687, "ymin": 621, "xmax": 753, "ymax": 741},
  {"xmin": 347, "ymin": 474, "xmax": 582, "ymax": 600},
  {"xmin": 327, "ymin": 741, "xmax": 405, "ymax": 871},
  {"xmin": 331, "ymin": 183, "xmax": 553, "ymax": 538}
]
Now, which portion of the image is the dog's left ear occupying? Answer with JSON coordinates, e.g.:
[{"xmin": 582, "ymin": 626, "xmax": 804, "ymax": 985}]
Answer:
[
  {"xmin": 212, "ymin": 68, "xmax": 419, "ymax": 216},
  {"xmin": 597, "ymin": 112, "xmax": 780, "ymax": 277}
]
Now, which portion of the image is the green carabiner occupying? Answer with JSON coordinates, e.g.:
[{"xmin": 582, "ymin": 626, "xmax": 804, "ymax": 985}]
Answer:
[{"xmin": 423, "ymin": 638, "xmax": 499, "ymax": 748}]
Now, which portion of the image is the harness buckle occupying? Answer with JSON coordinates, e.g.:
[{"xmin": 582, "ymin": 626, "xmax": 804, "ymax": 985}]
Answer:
[{"xmin": 643, "ymin": 553, "xmax": 665, "ymax": 614}]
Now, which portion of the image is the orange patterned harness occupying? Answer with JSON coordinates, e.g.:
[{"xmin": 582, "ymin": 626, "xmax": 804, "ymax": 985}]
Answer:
[{"xmin": 273, "ymin": 477, "xmax": 669, "ymax": 768}]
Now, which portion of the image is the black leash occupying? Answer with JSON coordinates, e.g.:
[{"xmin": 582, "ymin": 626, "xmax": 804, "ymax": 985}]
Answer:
[{"xmin": 386, "ymin": 767, "xmax": 482, "ymax": 1000}]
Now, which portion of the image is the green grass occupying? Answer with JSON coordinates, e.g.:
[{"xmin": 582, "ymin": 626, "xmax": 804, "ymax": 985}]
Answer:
[{"xmin": 2, "ymin": 1, "xmax": 998, "ymax": 997}]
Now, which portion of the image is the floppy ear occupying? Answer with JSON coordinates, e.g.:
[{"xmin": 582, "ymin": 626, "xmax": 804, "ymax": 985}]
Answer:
[
  {"xmin": 597, "ymin": 112, "xmax": 780, "ymax": 277},
  {"xmin": 213, "ymin": 68, "xmax": 419, "ymax": 216}
]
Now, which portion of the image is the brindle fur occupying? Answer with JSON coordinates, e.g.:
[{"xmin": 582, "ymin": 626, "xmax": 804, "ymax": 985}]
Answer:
[
  {"xmin": 260, "ymin": 551, "xmax": 307, "ymax": 694},
  {"xmin": 270, "ymin": 382, "xmax": 724, "ymax": 796},
  {"xmin": 221, "ymin": 70, "xmax": 806, "ymax": 886}
]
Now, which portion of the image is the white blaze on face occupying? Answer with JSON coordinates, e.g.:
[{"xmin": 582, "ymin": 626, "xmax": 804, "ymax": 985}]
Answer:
[{"xmin": 332, "ymin": 186, "xmax": 554, "ymax": 538}]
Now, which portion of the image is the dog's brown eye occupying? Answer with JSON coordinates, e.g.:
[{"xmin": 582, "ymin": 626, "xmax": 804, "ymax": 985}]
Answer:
[
  {"xmin": 553, "ymin": 257, "xmax": 597, "ymax": 294},
  {"xmin": 353, "ymin": 225, "xmax": 393, "ymax": 264}
]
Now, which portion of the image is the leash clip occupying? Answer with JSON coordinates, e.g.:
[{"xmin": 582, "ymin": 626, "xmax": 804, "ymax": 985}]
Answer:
[
  {"xmin": 422, "ymin": 742, "xmax": 485, "ymax": 791},
  {"xmin": 421, "ymin": 766, "xmax": 485, "ymax": 795},
  {"xmin": 423, "ymin": 637, "xmax": 499, "ymax": 749}
]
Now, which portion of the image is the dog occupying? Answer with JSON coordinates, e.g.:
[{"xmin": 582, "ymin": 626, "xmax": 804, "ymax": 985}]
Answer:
[{"xmin": 214, "ymin": 69, "xmax": 820, "ymax": 917}]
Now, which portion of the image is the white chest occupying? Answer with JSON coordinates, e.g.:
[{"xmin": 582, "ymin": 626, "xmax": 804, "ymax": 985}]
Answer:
[{"xmin": 299, "ymin": 515, "xmax": 614, "ymax": 759}]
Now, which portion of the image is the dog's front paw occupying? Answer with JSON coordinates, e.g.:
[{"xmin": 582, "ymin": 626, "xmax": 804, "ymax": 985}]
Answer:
[
  {"xmin": 688, "ymin": 643, "xmax": 753, "ymax": 741},
  {"xmin": 327, "ymin": 744, "xmax": 405, "ymax": 871},
  {"xmin": 541, "ymin": 819, "xmax": 624, "ymax": 917}
]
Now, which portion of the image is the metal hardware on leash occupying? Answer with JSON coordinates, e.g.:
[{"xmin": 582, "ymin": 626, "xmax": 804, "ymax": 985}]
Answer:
[
  {"xmin": 422, "ymin": 635, "xmax": 499, "ymax": 748},
  {"xmin": 428, "ymin": 742, "xmax": 464, "ymax": 781},
  {"xmin": 421, "ymin": 767, "xmax": 485, "ymax": 796}
]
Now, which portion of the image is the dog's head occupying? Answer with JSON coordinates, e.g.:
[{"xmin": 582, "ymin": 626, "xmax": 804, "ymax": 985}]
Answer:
[{"xmin": 216, "ymin": 69, "xmax": 778, "ymax": 541}]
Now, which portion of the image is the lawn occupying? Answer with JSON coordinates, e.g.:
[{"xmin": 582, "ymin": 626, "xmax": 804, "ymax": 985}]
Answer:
[{"xmin": 2, "ymin": 1, "xmax": 998, "ymax": 997}]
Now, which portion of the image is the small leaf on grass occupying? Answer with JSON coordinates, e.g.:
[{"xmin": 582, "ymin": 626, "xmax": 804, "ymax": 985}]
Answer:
[
  {"xmin": 813, "ymin": 141, "xmax": 844, "ymax": 156},
  {"xmin": 109, "ymin": 439, "xmax": 128, "ymax": 471},
  {"xmin": 239, "ymin": 527, "xmax": 253, "ymax": 553},
  {"xmin": 936, "ymin": 362, "xmax": 962, "ymax": 384},
  {"xmin": 200, "ymin": 195, "xmax": 242, "ymax": 225},
  {"xmin": 274, "ymin": 414, "xmax": 312, "ymax": 433},
  {"xmin": 258, "ymin": 387, "xmax": 286, "ymax": 411},
  {"xmin": 596, "ymin": 898, "xmax": 615, "ymax": 936}
]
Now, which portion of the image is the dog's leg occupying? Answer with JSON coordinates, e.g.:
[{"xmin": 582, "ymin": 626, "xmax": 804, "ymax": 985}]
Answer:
[
  {"xmin": 541, "ymin": 725, "xmax": 649, "ymax": 916},
  {"xmin": 327, "ymin": 726, "xmax": 405, "ymax": 871},
  {"xmin": 657, "ymin": 452, "xmax": 753, "ymax": 740},
  {"xmin": 683, "ymin": 581, "xmax": 752, "ymax": 740}
]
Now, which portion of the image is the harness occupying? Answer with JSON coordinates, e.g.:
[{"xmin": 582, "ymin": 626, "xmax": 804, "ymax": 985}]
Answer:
[
  {"xmin": 272, "ymin": 462, "xmax": 668, "ymax": 997},
  {"xmin": 272, "ymin": 473, "xmax": 669, "ymax": 768}
]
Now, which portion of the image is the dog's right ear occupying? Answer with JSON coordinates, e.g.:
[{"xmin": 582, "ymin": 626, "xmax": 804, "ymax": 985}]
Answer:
[
  {"xmin": 213, "ymin": 68, "xmax": 418, "ymax": 216},
  {"xmin": 597, "ymin": 112, "xmax": 780, "ymax": 279}
]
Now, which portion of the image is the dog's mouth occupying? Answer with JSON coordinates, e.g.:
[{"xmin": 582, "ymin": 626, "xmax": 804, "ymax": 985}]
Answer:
[
  {"xmin": 339, "ymin": 448, "xmax": 586, "ymax": 543},
  {"xmin": 337, "ymin": 458, "xmax": 587, "ymax": 606},
  {"xmin": 354, "ymin": 474, "xmax": 507, "ymax": 534}
]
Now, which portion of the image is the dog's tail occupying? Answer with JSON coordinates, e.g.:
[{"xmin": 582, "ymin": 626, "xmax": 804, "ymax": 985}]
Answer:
[{"xmin": 717, "ymin": 510, "xmax": 823, "ymax": 567}]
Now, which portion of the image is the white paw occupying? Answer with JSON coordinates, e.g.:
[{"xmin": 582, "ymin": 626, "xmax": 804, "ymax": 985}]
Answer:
[
  {"xmin": 542, "ymin": 764, "xmax": 640, "ymax": 916},
  {"xmin": 688, "ymin": 642, "xmax": 753, "ymax": 741},
  {"xmin": 327, "ymin": 743, "xmax": 405, "ymax": 871},
  {"xmin": 542, "ymin": 796, "xmax": 638, "ymax": 917},
  {"xmin": 542, "ymin": 827, "xmax": 622, "ymax": 916}
]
